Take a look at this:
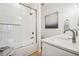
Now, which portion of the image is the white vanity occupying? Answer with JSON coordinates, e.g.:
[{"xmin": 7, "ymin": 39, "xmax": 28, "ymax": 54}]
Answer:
[{"xmin": 42, "ymin": 34, "xmax": 79, "ymax": 56}]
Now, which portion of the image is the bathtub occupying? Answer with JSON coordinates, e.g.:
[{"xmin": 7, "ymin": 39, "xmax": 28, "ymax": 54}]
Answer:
[
  {"xmin": 11, "ymin": 43, "xmax": 37, "ymax": 56},
  {"xmin": 42, "ymin": 34, "xmax": 79, "ymax": 56},
  {"xmin": 0, "ymin": 41, "xmax": 37, "ymax": 56}
]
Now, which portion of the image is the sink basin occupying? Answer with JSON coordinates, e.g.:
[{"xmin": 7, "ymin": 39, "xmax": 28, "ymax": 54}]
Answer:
[{"xmin": 51, "ymin": 34, "xmax": 72, "ymax": 43}]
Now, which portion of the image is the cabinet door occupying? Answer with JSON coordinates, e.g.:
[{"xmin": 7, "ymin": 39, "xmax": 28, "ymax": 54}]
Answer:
[{"xmin": 42, "ymin": 43, "xmax": 76, "ymax": 56}]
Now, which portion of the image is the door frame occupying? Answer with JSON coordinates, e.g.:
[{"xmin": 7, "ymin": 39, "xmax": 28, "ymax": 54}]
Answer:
[{"xmin": 19, "ymin": 3, "xmax": 37, "ymax": 43}]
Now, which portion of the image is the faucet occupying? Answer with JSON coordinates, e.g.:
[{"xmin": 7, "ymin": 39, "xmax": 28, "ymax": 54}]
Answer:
[
  {"xmin": 73, "ymin": 29, "xmax": 78, "ymax": 36},
  {"xmin": 64, "ymin": 29, "xmax": 76, "ymax": 43}
]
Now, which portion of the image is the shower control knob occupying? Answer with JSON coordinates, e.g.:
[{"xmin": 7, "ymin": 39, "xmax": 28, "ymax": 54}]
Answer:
[
  {"xmin": 30, "ymin": 13, "xmax": 32, "ymax": 15},
  {"xmin": 31, "ymin": 37, "xmax": 34, "ymax": 39},
  {"xmin": 32, "ymin": 32, "xmax": 34, "ymax": 34}
]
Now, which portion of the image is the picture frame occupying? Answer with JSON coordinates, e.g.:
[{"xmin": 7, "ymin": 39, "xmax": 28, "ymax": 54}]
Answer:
[{"xmin": 45, "ymin": 11, "xmax": 58, "ymax": 29}]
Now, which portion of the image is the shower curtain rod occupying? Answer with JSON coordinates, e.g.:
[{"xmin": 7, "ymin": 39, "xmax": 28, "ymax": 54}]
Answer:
[{"xmin": 19, "ymin": 3, "xmax": 37, "ymax": 11}]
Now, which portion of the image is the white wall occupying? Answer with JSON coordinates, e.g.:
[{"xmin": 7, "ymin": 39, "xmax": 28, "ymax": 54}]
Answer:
[{"xmin": 41, "ymin": 3, "xmax": 79, "ymax": 39}]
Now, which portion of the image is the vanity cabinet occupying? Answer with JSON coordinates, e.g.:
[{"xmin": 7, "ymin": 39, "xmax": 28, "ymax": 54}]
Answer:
[{"xmin": 42, "ymin": 43, "xmax": 76, "ymax": 56}]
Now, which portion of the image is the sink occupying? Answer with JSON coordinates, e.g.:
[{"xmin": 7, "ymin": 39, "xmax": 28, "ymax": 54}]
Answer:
[
  {"xmin": 51, "ymin": 34, "xmax": 72, "ymax": 42},
  {"xmin": 51, "ymin": 34, "xmax": 79, "ymax": 51}
]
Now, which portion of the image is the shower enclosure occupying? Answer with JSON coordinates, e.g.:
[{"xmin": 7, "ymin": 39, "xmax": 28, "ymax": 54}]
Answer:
[{"xmin": 0, "ymin": 3, "xmax": 37, "ymax": 56}]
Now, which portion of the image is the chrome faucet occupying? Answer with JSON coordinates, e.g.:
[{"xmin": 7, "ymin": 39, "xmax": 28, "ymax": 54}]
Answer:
[
  {"xmin": 73, "ymin": 29, "xmax": 78, "ymax": 36},
  {"xmin": 64, "ymin": 29, "xmax": 76, "ymax": 43}
]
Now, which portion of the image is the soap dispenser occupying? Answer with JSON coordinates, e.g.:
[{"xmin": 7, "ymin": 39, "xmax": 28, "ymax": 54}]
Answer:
[{"xmin": 64, "ymin": 19, "xmax": 70, "ymax": 32}]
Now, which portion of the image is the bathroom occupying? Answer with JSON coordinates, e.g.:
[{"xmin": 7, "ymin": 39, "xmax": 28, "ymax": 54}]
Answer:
[{"xmin": 0, "ymin": 3, "xmax": 79, "ymax": 56}]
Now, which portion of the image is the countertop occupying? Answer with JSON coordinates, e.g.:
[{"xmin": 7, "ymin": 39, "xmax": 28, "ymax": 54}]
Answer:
[{"xmin": 42, "ymin": 34, "xmax": 79, "ymax": 55}]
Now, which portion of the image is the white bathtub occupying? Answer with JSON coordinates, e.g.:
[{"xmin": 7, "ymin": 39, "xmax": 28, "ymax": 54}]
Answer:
[{"xmin": 11, "ymin": 43, "xmax": 37, "ymax": 56}]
